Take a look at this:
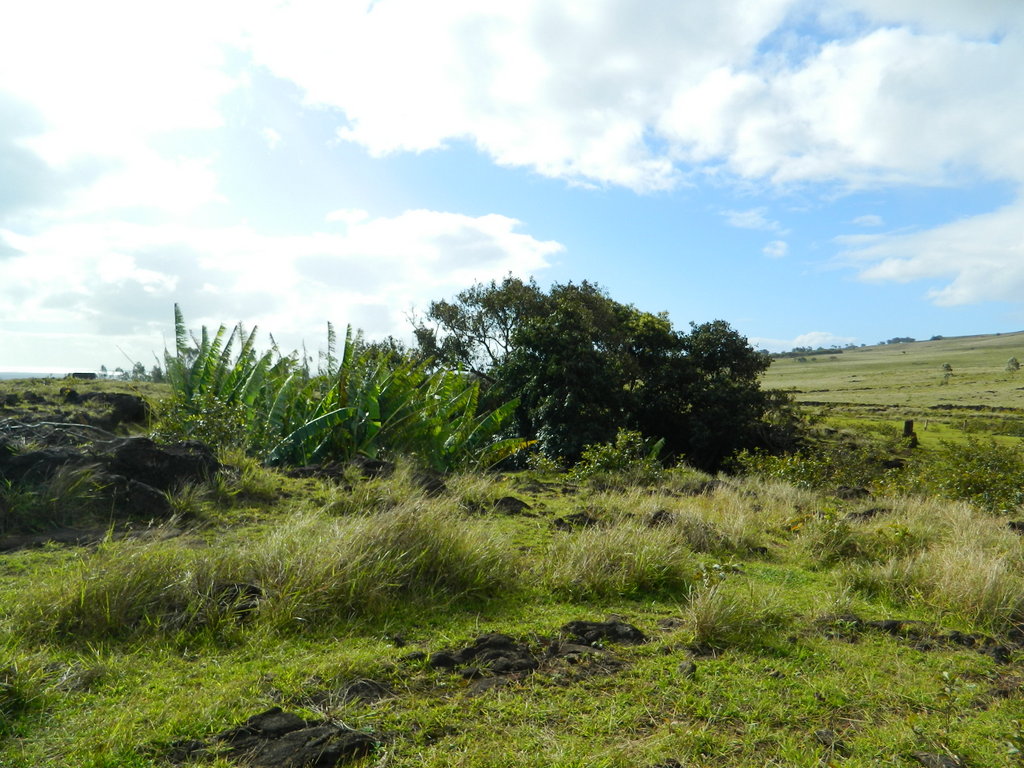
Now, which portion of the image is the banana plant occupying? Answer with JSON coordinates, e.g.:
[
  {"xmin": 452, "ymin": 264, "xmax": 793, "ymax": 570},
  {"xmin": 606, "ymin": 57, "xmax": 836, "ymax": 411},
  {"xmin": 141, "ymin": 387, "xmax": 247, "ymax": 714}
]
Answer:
[{"xmin": 162, "ymin": 306, "xmax": 529, "ymax": 470}]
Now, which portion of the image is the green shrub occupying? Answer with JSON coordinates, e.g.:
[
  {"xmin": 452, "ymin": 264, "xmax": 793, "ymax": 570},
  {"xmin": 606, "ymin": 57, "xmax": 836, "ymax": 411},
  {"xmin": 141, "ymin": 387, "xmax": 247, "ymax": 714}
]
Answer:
[
  {"xmin": 152, "ymin": 392, "xmax": 249, "ymax": 449},
  {"xmin": 736, "ymin": 438, "xmax": 901, "ymax": 491},
  {"xmin": 896, "ymin": 438, "xmax": 1024, "ymax": 513},
  {"xmin": 570, "ymin": 429, "xmax": 664, "ymax": 486}
]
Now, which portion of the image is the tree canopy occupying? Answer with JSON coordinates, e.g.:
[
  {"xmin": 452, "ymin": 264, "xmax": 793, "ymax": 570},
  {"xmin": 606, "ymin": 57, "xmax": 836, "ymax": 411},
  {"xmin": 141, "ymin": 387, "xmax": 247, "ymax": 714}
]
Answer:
[{"xmin": 415, "ymin": 277, "xmax": 784, "ymax": 470}]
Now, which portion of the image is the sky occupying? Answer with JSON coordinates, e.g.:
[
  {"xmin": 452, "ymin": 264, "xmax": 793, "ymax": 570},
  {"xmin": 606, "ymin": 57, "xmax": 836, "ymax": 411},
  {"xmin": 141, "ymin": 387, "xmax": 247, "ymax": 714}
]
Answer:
[{"xmin": 2, "ymin": 0, "xmax": 1024, "ymax": 372}]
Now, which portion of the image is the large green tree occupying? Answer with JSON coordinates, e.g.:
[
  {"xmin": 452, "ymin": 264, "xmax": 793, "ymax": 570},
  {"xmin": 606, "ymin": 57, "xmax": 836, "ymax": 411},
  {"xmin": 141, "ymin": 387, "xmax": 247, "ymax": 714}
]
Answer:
[{"xmin": 415, "ymin": 278, "xmax": 782, "ymax": 470}]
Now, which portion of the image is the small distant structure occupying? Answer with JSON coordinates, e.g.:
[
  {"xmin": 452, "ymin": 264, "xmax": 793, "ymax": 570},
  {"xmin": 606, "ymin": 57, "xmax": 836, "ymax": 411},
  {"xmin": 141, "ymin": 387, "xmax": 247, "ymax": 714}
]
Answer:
[{"xmin": 68, "ymin": 372, "xmax": 97, "ymax": 380}]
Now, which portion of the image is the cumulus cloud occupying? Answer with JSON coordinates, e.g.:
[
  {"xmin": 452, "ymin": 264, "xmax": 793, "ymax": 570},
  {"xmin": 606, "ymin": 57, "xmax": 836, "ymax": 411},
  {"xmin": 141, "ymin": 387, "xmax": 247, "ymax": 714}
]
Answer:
[
  {"xmin": 243, "ymin": 0, "xmax": 794, "ymax": 192},
  {"xmin": 0, "ymin": 1, "xmax": 238, "ymax": 221},
  {"xmin": 6, "ymin": 2, "xmax": 1024, "ymax": 200},
  {"xmin": 762, "ymin": 240, "xmax": 788, "ymax": 258},
  {"xmin": 0, "ymin": 210, "xmax": 562, "ymax": 366},
  {"xmin": 235, "ymin": 1, "xmax": 1024, "ymax": 308},
  {"xmin": 237, "ymin": 1, "xmax": 1024, "ymax": 193},
  {"xmin": 842, "ymin": 199, "xmax": 1024, "ymax": 305}
]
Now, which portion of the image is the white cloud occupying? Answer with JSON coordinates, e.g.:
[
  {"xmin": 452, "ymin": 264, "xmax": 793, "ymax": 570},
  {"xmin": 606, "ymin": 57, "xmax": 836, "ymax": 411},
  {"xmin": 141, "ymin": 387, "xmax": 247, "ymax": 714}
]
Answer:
[
  {"xmin": 242, "ymin": 0, "xmax": 794, "ymax": 192},
  {"xmin": 261, "ymin": 128, "xmax": 283, "ymax": 149},
  {"xmin": 0, "ymin": 210, "xmax": 562, "ymax": 366},
  {"xmin": 237, "ymin": 2, "xmax": 1024, "ymax": 194},
  {"xmin": 5, "ymin": 2, "xmax": 1023, "ymax": 201},
  {"xmin": 0, "ymin": 1, "xmax": 240, "ymax": 222},
  {"xmin": 853, "ymin": 214, "xmax": 884, "ymax": 227},
  {"xmin": 842, "ymin": 199, "xmax": 1024, "ymax": 306},
  {"xmin": 722, "ymin": 207, "xmax": 783, "ymax": 232},
  {"xmin": 762, "ymin": 240, "xmax": 788, "ymax": 258}
]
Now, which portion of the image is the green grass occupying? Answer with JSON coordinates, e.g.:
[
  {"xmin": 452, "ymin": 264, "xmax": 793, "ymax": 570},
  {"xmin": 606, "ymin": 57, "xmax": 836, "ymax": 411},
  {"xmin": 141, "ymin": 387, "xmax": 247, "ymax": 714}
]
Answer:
[
  {"xmin": 3, "ymin": 376, "xmax": 1024, "ymax": 766},
  {"xmin": 763, "ymin": 332, "xmax": 1024, "ymax": 446},
  {"xmin": 2, "ymin": 464, "xmax": 1023, "ymax": 767}
]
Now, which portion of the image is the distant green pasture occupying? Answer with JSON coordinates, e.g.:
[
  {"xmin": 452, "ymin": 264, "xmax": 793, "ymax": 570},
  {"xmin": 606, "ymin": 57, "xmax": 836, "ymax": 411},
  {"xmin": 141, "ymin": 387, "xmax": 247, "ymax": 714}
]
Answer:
[{"xmin": 762, "ymin": 331, "xmax": 1024, "ymax": 444}]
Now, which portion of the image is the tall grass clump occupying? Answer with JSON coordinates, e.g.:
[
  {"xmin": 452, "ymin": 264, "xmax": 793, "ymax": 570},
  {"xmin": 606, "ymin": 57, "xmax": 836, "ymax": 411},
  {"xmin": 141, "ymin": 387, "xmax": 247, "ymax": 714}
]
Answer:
[
  {"xmin": 245, "ymin": 502, "xmax": 518, "ymax": 629},
  {"xmin": 313, "ymin": 458, "xmax": 429, "ymax": 517},
  {"xmin": 684, "ymin": 583, "xmax": 791, "ymax": 650},
  {"xmin": 541, "ymin": 522, "xmax": 696, "ymax": 600},
  {"xmin": 13, "ymin": 502, "xmax": 520, "ymax": 641},
  {"xmin": 916, "ymin": 542, "xmax": 1024, "ymax": 630},
  {"xmin": 798, "ymin": 517, "xmax": 872, "ymax": 566},
  {"xmin": 839, "ymin": 500, "xmax": 1024, "ymax": 631},
  {"xmin": 0, "ymin": 657, "xmax": 44, "ymax": 737},
  {"xmin": 0, "ymin": 466, "xmax": 107, "ymax": 535},
  {"xmin": 673, "ymin": 479, "xmax": 798, "ymax": 554},
  {"xmin": 12, "ymin": 536, "xmax": 246, "ymax": 642}
]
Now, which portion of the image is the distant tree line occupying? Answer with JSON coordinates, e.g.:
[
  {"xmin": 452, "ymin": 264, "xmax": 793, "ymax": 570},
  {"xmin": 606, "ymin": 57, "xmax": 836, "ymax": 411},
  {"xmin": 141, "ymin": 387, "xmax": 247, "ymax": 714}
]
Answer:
[
  {"xmin": 772, "ymin": 345, "xmax": 858, "ymax": 359},
  {"xmin": 882, "ymin": 337, "xmax": 916, "ymax": 345},
  {"xmin": 98, "ymin": 362, "xmax": 165, "ymax": 382}
]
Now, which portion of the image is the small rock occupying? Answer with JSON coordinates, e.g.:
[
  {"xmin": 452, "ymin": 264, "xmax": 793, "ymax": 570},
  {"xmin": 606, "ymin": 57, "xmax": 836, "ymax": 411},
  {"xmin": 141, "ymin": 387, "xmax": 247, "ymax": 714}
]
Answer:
[
  {"xmin": 205, "ymin": 707, "xmax": 376, "ymax": 768},
  {"xmin": 493, "ymin": 496, "xmax": 531, "ymax": 514},
  {"xmin": 677, "ymin": 660, "xmax": 697, "ymax": 679},
  {"xmin": 561, "ymin": 619, "xmax": 647, "ymax": 645},
  {"xmin": 427, "ymin": 651, "xmax": 458, "ymax": 669}
]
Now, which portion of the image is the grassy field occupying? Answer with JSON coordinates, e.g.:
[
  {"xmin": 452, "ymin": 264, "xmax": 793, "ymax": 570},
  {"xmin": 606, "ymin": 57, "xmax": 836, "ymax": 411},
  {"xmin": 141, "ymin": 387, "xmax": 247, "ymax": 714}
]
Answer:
[
  {"xmin": 2, "ymin": 374, "xmax": 1024, "ymax": 767},
  {"xmin": 762, "ymin": 332, "xmax": 1024, "ymax": 445}
]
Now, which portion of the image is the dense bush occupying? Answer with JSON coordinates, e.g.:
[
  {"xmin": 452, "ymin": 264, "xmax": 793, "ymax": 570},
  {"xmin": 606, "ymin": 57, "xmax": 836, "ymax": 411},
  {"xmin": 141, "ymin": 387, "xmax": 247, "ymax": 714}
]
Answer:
[
  {"xmin": 569, "ymin": 428, "xmax": 664, "ymax": 485},
  {"xmin": 416, "ymin": 277, "xmax": 791, "ymax": 470},
  {"xmin": 889, "ymin": 438, "xmax": 1024, "ymax": 513},
  {"xmin": 735, "ymin": 433, "xmax": 905, "ymax": 491}
]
